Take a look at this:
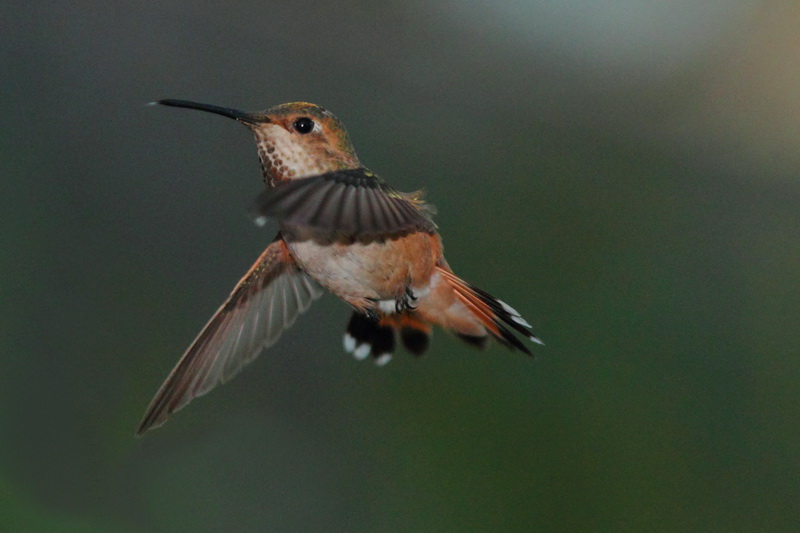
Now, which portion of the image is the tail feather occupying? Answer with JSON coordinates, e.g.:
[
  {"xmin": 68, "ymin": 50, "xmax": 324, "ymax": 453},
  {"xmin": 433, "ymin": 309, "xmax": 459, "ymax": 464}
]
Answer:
[
  {"xmin": 455, "ymin": 333, "xmax": 489, "ymax": 350},
  {"xmin": 343, "ymin": 311, "xmax": 432, "ymax": 364},
  {"xmin": 344, "ymin": 312, "xmax": 394, "ymax": 365},
  {"xmin": 342, "ymin": 267, "xmax": 541, "ymax": 362},
  {"xmin": 400, "ymin": 326, "xmax": 430, "ymax": 356},
  {"xmin": 436, "ymin": 266, "xmax": 543, "ymax": 354}
]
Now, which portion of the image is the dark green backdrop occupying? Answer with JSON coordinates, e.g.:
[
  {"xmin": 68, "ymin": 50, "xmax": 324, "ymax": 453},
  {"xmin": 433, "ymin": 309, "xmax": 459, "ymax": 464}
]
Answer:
[{"xmin": 3, "ymin": 1, "xmax": 799, "ymax": 531}]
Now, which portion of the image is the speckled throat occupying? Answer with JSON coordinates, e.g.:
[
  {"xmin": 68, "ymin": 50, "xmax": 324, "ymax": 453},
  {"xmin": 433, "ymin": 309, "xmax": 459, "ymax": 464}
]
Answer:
[{"xmin": 251, "ymin": 125, "xmax": 340, "ymax": 186}]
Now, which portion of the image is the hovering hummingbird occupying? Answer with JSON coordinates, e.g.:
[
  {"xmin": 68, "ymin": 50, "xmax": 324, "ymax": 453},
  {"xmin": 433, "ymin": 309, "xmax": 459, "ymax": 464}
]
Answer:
[{"xmin": 136, "ymin": 99, "xmax": 542, "ymax": 435}]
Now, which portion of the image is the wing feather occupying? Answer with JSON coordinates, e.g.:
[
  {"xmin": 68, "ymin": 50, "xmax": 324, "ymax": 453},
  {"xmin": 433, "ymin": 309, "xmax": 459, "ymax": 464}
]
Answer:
[
  {"xmin": 368, "ymin": 189, "xmax": 391, "ymax": 233},
  {"xmin": 306, "ymin": 180, "xmax": 339, "ymax": 228},
  {"xmin": 136, "ymin": 238, "xmax": 323, "ymax": 435},
  {"xmin": 251, "ymin": 168, "xmax": 436, "ymax": 235}
]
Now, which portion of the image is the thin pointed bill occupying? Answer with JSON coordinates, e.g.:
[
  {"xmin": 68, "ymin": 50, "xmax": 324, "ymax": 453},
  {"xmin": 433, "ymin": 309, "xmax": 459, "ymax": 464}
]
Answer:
[{"xmin": 157, "ymin": 99, "xmax": 264, "ymax": 125}]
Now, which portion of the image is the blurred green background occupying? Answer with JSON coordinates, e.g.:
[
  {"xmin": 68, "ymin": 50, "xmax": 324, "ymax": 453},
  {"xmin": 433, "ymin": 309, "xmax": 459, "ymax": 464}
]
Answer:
[{"xmin": 3, "ymin": 1, "xmax": 800, "ymax": 531}]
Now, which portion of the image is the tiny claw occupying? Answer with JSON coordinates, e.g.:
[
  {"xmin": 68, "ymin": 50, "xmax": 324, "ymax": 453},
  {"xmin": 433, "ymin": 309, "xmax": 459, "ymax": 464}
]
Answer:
[{"xmin": 394, "ymin": 286, "xmax": 418, "ymax": 312}]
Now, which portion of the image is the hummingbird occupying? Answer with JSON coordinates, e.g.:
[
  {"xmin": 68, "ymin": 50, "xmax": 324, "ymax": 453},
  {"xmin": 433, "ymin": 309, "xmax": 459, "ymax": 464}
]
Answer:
[{"xmin": 136, "ymin": 99, "xmax": 542, "ymax": 436}]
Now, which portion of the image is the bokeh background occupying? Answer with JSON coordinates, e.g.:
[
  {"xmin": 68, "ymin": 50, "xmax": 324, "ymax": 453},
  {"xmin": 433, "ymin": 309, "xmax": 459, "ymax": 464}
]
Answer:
[{"xmin": 3, "ymin": 1, "xmax": 800, "ymax": 531}]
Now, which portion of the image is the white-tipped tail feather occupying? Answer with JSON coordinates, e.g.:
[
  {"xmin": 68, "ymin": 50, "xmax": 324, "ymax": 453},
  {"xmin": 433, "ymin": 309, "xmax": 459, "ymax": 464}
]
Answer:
[
  {"xmin": 343, "ymin": 333, "xmax": 357, "ymax": 353},
  {"xmin": 434, "ymin": 266, "xmax": 543, "ymax": 353},
  {"xmin": 374, "ymin": 353, "xmax": 392, "ymax": 366},
  {"xmin": 353, "ymin": 343, "xmax": 371, "ymax": 360}
]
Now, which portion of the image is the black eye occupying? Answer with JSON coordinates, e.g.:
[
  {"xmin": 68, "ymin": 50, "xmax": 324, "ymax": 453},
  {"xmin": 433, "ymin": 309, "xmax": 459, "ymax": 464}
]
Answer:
[{"xmin": 293, "ymin": 117, "xmax": 315, "ymax": 134}]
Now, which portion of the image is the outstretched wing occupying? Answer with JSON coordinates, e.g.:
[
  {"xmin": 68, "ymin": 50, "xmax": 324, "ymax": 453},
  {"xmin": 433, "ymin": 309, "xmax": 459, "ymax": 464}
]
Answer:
[
  {"xmin": 251, "ymin": 168, "xmax": 436, "ymax": 235},
  {"xmin": 136, "ymin": 238, "xmax": 323, "ymax": 435}
]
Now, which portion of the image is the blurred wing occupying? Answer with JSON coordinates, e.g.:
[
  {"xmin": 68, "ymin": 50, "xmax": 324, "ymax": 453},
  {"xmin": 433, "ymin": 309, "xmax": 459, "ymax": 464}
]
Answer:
[
  {"xmin": 136, "ymin": 238, "xmax": 323, "ymax": 435},
  {"xmin": 251, "ymin": 168, "xmax": 436, "ymax": 235}
]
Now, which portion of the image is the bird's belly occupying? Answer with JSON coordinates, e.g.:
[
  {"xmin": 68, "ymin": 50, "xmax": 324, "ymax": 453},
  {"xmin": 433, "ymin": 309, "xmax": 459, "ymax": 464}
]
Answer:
[{"xmin": 286, "ymin": 232, "xmax": 440, "ymax": 301}]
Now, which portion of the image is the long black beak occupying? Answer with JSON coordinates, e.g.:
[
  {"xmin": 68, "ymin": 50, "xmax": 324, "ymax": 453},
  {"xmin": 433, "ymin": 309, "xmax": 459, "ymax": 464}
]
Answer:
[{"xmin": 157, "ymin": 99, "xmax": 264, "ymax": 124}]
